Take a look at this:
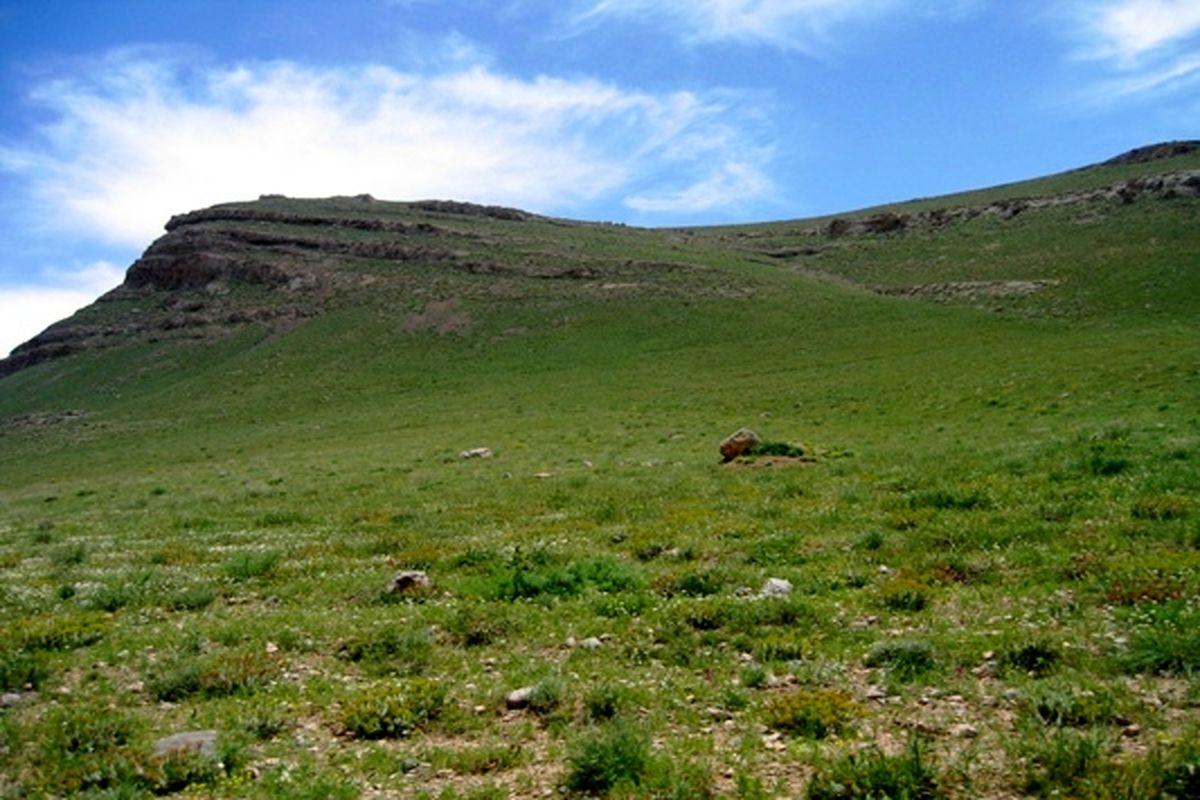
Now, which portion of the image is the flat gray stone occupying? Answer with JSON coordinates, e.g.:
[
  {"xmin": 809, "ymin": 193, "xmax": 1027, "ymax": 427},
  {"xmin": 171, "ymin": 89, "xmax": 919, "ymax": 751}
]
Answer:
[{"xmin": 152, "ymin": 730, "xmax": 218, "ymax": 759}]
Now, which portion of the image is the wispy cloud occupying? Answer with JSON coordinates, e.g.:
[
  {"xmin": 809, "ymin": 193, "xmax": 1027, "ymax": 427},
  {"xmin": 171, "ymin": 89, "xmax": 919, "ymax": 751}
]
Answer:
[
  {"xmin": 1057, "ymin": 0, "xmax": 1200, "ymax": 102},
  {"xmin": 1085, "ymin": 0, "xmax": 1200, "ymax": 63},
  {"xmin": 0, "ymin": 49, "xmax": 775, "ymax": 250},
  {"xmin": 575, "ymin": 0, "xmax": 978, "ymax": 53},
  {"xmin": 0, "ymin": 261, "xmax": 123, "ymax": 357}
]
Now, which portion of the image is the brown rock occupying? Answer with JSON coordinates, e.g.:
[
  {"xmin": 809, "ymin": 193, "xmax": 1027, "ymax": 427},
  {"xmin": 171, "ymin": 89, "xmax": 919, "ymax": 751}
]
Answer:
[{"xmin": 720, "ymin": 428, "xmax": 760, "ymax": 462}]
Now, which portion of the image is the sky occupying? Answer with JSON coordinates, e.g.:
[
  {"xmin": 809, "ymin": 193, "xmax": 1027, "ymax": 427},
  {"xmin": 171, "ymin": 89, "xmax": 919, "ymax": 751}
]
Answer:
[{"xmin": 0, "ymin": 0, "xmax": 1198, "ymax": 357}]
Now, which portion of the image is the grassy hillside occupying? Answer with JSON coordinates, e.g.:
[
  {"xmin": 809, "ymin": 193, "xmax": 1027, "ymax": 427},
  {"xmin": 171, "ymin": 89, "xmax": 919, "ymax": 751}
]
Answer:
[{"xmin": 0, "ymin": 151, "xmax": 1198, "ymax": 799}]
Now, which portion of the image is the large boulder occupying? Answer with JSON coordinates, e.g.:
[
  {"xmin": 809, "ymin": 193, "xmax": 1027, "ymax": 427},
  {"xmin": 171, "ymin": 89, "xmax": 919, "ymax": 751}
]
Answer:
[{"xmin": 720, "ymin": 428, "xmax": 761, "ymax": 462}]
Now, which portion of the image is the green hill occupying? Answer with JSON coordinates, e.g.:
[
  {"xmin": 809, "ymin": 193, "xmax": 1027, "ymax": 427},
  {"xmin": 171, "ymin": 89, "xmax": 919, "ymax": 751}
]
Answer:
[{"xmin": 1, "ymin": 144, "xmax": 1198, "ymax": 799}]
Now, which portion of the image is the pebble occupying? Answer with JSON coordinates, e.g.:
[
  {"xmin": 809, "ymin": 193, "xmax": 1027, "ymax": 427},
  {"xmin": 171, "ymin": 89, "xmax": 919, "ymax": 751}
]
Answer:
[
  {"xmin": 1123, "ymin": 724, "xmax": 1141, "ymax": 738},
  {"xmin": 579, "ymin": 637, "xmax": 603, "ymax": 651},
  {"xmin": 1, "ymin": 692, "xmax": 24, "ymax": 708},
  {"xmin": 866, "ymin": 686, "xmax": 888, "ymax": 701},
  {"xmin": 949, "ymin": 723, "xmax": 979, "ymax": 739}
]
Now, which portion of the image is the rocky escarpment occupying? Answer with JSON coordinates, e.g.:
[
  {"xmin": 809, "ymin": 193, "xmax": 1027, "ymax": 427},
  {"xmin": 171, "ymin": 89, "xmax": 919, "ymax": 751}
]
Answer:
[
  {"xmin": 0, "ymin": 196, "xmax": 711, "ymax": 377},
  {"xmin": 817, "ymin": 169, "xmax": 1200, "ymax": 238}
]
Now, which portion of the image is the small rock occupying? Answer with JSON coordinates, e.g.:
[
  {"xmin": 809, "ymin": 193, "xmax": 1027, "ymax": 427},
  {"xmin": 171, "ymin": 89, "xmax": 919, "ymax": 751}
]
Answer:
[
  {"xmin": 761, "ymin": 732, "xmax": 787, "ymax": 751},
  {"xmin": 565, "ymin": 636, "xmax": 577, "ymax": 648},
  {"xmin": 949, "ymin": 723, "xmax": 979, "ymax": 739},
  {"xmin": 265, "ymin": 641, "xmax": 279, "ymax": 654},
  {"xmin": 759, "ymin": 578, "xmax": 793, "ymax": 598},
  {"xmin": 153, "ymin": 730, "xmax": 218, "ymax": 759},
  {"xmin": 720, "ymin": 428, "xmax": 761, "ymax": 462},
  {"xmin": 459, "ymin": 447, "xmax": 493, "ymax": 459},
  {"xmin": 506, "ymin": 686, "xmax": 535, "ymax": 710},
  {"xmin": 878, "ymin": 565, "xmax": 892, "ymax": 574},
  {"xmin": 1, "ymin": 692, "xmax": 24, "ymax": 708},
  {"xmin": 579, "ymin": 637, "xmax": 603, "ymax": 651},
  {"xmin": 1123, "ymin": 724, "xmax": 1141, "ymax": 738},
  {"xmin": 128, "ymin": 681, "xmax": 145, "ymax": 694},
  {"xmin": 387, "ymin": 570, "xmax": 430, "ymax": 594},
  {"xmin": 865, "ymin": 686, "xmax": 888, "ymax": 701},
  {"xmin": 706, "ymin": 706, "xmax": 732, "ymax": 720}
]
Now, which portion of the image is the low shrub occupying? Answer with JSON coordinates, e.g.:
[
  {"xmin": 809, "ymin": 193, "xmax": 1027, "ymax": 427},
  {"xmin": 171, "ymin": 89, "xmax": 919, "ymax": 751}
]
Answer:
[
  {"xmin": 146, "ymin": 649, "xmax": 278, "ymax": 701},
  {"xmin": 1130, "ymin": 495, "xmax": 1188, "ymax": 521},
  {"xmin": 338, "ymin": 625, "xmax": 432, "ymax": 676},
  {"xmin": 806, "ymin": 738, "xmax": 943, "ymax": 799},
  {"xmin": 564, "ymin": 721, "xmax": 651, "ymax": 795},
  {"xmin": 864, "ymin": 639, "xmax": 936, "ymax": 682},
  {"xmin": 341, "ymin": 678, "xmax": 446, "ymax": 739},
  {"xmin": 879, "ymin": 577, "xmax": 930, "ymax": 612},
  {"xmin": 763, "ymin": 688, "xmax": 858, "ymax": 739},
  {"xmin": 1003, "ymin": 641, "xmax": 1061, "ymax": 678},
  {"xmin": 0, "ymin": 649, "xmax": 48, "ymax": 690},
  {"xmin": 224, "ymin": 549, "xmax": 282, "ymax": 581}
]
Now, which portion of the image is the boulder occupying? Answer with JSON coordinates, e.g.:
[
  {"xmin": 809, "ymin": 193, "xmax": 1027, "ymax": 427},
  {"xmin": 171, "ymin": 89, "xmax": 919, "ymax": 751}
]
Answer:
[
  {"xmin": 387, "ymin": 570, "xmax": 431, "ymax": 594},
  {"xmin": 506, "ymin": 686, "xmax": 535, "ymax": 709},
  {"xmin": 152, "ymin": 730, "xmax": 218, "ymax": 759},
  {"xmin": 720, "ymin": 428, "xmax": 760, "ymax": 462},
  {"xmin": 759, "ymin": 578, "xmax": 793, "ymax": 598}
]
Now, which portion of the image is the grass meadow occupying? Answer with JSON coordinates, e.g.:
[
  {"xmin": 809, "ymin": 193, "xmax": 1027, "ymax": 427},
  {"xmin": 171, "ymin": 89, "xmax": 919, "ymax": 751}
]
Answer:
[{"xmin": 1, "ymin": 177, "xmax": 1198, "ymax": 798}]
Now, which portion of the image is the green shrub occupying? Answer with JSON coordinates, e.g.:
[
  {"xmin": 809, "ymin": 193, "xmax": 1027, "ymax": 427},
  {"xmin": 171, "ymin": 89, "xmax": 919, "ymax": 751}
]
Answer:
[
  {"xmin": 341, "ymin": 679, "xmax": 446, "ymax": 739},
  {"xmin": 166, "ymin": 585, "xmax": 217, "ymax": 611},
  {"xmin": 16, "ymin": 612, "xmax": 107, "ymax": 651},
  {"xmin": 50, "ymin": 542, "xmax": 87, "ymax": 566},
  {"xmin": 906, "ymin": 488, "xmax": 989, "ymax": 511},
  {"xmin": 763, "ymin": 688, "xmax": 857, "ymax": 739},
  {"xmin": 447, "ymin": 602, "xmax": 512, "ymax": 646},
  {"xmin": 583, "ymin": 683, "xmax": 627, "ymax": 723},
  {"xmin": 1025, "ymin": 680, "xmax": 1122, "ymax": 727},
  {"xmin": 224, "ymin": 549, "xmax": 282, "ymax": 581},
  {"xmin": 879, "ymin": 577, "xmax": 930, "ymax": 612},
  {"xmin": 486, "ymin": 555, "xmax": 642, "ymax": 601},
  {"xmin": 857, "ymin": 530, "xmax": 885, "ymax": 551},
  {"xmin": 745, "ymin": 440, "xmax": 806, "ymax": 459},
  {"xmin": 564, "ymin": 722, "xmax": 651, "ymax": 794},
  {"xmin": 1020, "ymin": 728, "xmax": 1110, "ymax": 797},
  {"xmin": 864, "ymin": 639, "xmax": 936, "ymax": 682},
  {"xmin": 35, "ymin": 703, "xmax": 143, "ymax": 795},
  {"xmin": 528, "ymin": 674, "xmax": 566, "ymax": 716},
  {"xmin": 654, "ymin": 568, "xmax": 725, "ymax": 598},
  {"xmin": 146, "ymin": 649, "xmax": 278, "ymax": 701},
  {"xmin": 339, "ymin": 625, "xmax": 432, "ymax": 676},
  {"xmin": 806, "ymin": 738, "xmax": 943, "ymax": 799},
  {"xmin": 0, "ymin": 649, "xmax": 48, "ymax": 690},
  {"xmin": 1131, "ymin": 495, "xmax": 1189, "ymax": 521},
  {"xmin": 1003, "ymin": 641, "xmax": 1061, "ymax": 677}
]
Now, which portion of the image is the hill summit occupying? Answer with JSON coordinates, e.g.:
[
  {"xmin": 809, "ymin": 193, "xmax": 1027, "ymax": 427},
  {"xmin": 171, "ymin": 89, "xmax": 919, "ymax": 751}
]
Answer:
[{"xmin": 3, "ymin": 140, "xmax": 1199, "ymax": 379}]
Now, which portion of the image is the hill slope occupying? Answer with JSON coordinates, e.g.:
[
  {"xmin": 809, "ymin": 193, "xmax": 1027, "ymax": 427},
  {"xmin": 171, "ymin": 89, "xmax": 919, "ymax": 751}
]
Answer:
[{"xmin": 0, "ymin": 144, "xmax": 1198, "ymax": 799}]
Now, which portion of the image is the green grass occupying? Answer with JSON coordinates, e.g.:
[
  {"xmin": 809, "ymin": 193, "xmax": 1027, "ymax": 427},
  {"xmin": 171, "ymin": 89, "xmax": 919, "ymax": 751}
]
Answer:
[{"xmin": 0, "ymin": 161, "xmax": 1197, "ymax": 797}]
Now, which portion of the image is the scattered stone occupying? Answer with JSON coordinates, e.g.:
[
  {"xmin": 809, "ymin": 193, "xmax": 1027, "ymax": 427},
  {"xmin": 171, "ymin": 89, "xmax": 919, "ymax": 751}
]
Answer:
[
  {"xmin": 152, "ymin": 730, "xmax": 218, "ymax": 759},
  {"xmin": 761, "ymin": 732, "xmax": 787, "ymax": 751},
  {"xmin": 878, "ymin": 565, "xmax": 892, "ymax": 574},
  {"xmin": 128, "ymin": 680, "xmax": 145, "ymax": 694},
  {"xmin": 459, "ymin": 447, "xmax": 493, "ymax": 459},
  {"xmin": 949, "ymin": 723, "xmax": 979, "ymax": 739},
  {"xmin": 506, "ymin": 686, "xmax": 535, "ymax": 710},
  {"xmin": 387, "ymin": 570, "xmax": 430, "ymax": 594},
  {"xmin": 720, "ymin": 428, "xmax": 761, "ymax": 462},
  {"xmin": 533, "ymin": 472, "xmax": 553, "ymax": 479},
  {"xmin": 1, "ymin": 692, "xmax": 24, "ymax": 708},
  {"xmin": 759, "ymin": 577, "xmax": 793, "ymax": 598},
  {"xmin": 865, "ymin": 686, "xmax": 888, "ymax": 701},
  {"xmin": 706, "ymin": 706, "xmax": 733, "ymax": 720},
  {"xmin": 1123, "ymin": 724, "xmax": 1141, "ymax": 738},
  {"xmin": 579, "ymin": 637, "xmax": 603, "ymax": 651}
]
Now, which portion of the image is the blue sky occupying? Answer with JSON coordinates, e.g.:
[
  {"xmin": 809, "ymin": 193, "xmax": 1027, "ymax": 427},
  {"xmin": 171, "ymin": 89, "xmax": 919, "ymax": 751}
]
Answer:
[{"xmin": 1, "ymin": 0, "xmax": 1198, "ymax": 356}]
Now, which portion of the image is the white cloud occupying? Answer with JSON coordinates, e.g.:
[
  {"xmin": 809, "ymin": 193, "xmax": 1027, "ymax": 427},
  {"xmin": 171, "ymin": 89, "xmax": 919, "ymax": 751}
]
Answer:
[
  {"xmin": 1, "ymin": 51, "xmax": 775, "ymax": 249},
  {"xmin": 626, "ymin": 161, "xmax": 772, "ymax": 213},
  {"xmin": 1053, "ymin": 0, "xmax": 1200, "ymax": 102},
  {"xmin": 576, "ymin": 0, "xmax": 978, "ymax": 52},
  {"xmin": 1087, "ymin": 0, "xmax": 1200, "ymax": 62},
  {"xmin": 0, "ymin": 261, "xmax": 123, "ymax": 358}
]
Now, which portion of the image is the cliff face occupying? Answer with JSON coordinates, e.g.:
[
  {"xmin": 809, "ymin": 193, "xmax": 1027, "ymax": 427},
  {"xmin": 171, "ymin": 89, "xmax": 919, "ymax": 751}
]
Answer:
[{"xmin": 0, "ymin": 196, "xmax": 708, "ymax": 377}]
